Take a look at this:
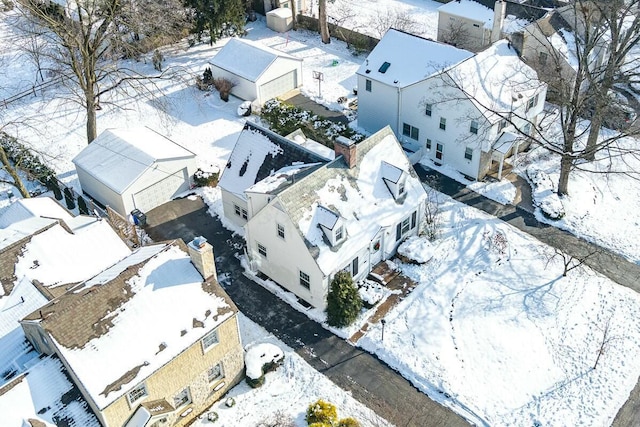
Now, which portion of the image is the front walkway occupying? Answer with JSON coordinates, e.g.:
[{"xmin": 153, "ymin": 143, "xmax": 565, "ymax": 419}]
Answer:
[{"xmin": 349, "ymin": 261, "xmax": 417, "ymax": 344}]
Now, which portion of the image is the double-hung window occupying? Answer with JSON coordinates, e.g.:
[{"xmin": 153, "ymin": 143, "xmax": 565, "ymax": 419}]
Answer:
[
  {"xmin": 425, "ymin": 103, "xmax": 432, "ymax": 116},
  {"xmin": 299, "ymin": 271, "xmax": 311, "ymax": 289},
  {"xmin": 470, "ymin": 120, "xmax": 479, "ymax": 134},
  {"xmin": 173, "ymin": 387, "xmax": 191, "ymax": 408},
  {"xmin": 464, "ymin": 147, "xmax": 473, "ymax": 161},
  {"xmin": 127, "ymin": 383, "xmax": 147, "ymax": 406},
  {"xmin": 439, "ymin": 117, "xmax": 447, "ymax": 130},
  {"xmin": 202, "ymin": 329, "xmax": 219, "ymax": 351},
  {"xmin": 257, "ymin": 243, "xmax": 267, "ymax": 258},
  {"xmin": 402, "ymin": 123, "xmax": 419, "ymax": 140}
]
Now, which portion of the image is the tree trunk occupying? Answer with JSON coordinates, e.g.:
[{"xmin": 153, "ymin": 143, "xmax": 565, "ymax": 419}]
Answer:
[
  {"xmin": 319, "ymin": 0, "xmax": 330, "ymax": 44},
  {"xmin": 557, "ymin": 154, "xmax": 572, "ymax": 196},
  {"xmin": 0, "ymin": 146, "xmax": 30, "ymax": 198},
  {"xmin": 86, "ymin": 93, "xmax": 98, "ymax": 143},
  {"xmin": 584, "ymin": 114, "xmax": 602, "ymax": 161},
  {"xmin": 290, "ymin": 0, "xmax": 297, "ymax": 29}
]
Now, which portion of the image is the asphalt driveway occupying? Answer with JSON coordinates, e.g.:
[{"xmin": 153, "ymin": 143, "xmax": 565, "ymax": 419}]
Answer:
[{"xmin": 144, "ymin": 195, "xmax": 470, "ymax": 427}]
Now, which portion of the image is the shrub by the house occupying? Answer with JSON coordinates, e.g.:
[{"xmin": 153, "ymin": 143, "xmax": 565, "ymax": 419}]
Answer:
[
  {"xmin": 306, "ymin": 400, "xmax": 338, "ymax": 426},
  {"xmin": 245, "ymin": 343, "xmax": 284, "ymax": 388},
  {"xmin": 63, "ymin": 187, "xmax": 75, "ymax": 210},
  {"xmin": 260, "ymin": 99, "xmax": 364, "ymax": 147},
  {"xmin": 77, "ymin": 196, "xmax": 90, "ymax": 215},
  {"xmin": 212, "ymin": 77, "xmax": 236, "ymax": 102},
  {"xmin": 337, "ymin": 417, "xmax": 361, "ymax": 427},
  {"xmin": 327, "ymin": 271, "xmax": 362, "ymax": 328},
  {"xmin": 193, "ymin": 168, "xmax": 218, "ymax": 187}
]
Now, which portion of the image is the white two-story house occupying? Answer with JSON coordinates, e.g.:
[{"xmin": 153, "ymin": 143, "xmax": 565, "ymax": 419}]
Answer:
[{"xmin": 357, "ymin": 28, "xmax": 547, "ymax": 181}]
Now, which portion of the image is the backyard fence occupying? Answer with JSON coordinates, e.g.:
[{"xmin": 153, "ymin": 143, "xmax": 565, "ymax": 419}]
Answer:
[
  {"xmin": 1, "ymin": 76, "xmax": 63, "ymax": 109},
  {"xmin": 296, "ymin": 15, "xmax": 380, "ymax": 53}
]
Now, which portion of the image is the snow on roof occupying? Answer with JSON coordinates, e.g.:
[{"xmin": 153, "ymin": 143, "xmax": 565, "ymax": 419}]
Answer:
[
  {"xmin": 357, "ymin": 29, "xmax": 474, "ymax": 88},
  {"xmin": 503, "ymin": 14, "xmax": 531, "ymax": 34},
  {"xmin": 72, "ymin": 127, "xmax": 195, "ymax": 194},
  {"xmin": 316, "ymin": 205, "xmax": 340, "ymax": 230},
  {"xmin": 549, "ymin": 29, "xmax": 579, "ymax": 71},
  {"xmin": 438, "ymin": 0, "xmax": 495, "ymax": 28},
  {"xmin": 13, "ymin": 220, "xmax": 131, "ymax": 292},
  {"xmin": 0, "ymin": 217, "xmax": 56, "ymax": 253},
  {"xmin": 278, "ymin": 127, "xmax": 427, "ymax": 275},
  {"xmin": 285, "ymin": 129, "xmax": 335, "ymax": 160},
  {"xmin": 246, "ymin": 163, "xmax": 322, "ymax": 195},
  {"xmin": 211, "ymin": 38, "xmax": 301, "ymax": 83},
  {"xmin": 453, "ymin": 40, "xmax": 541, "ymax": 123},
  {"xmin": 39, "ymin": 241, "xmax": 236, "ymax": 409},
  {"xmin": 492, "ymin": 131, "xmax": 521, "ymax": 154},
  {"xmin": 381, "ymin": 161, "xmax": 404, "ymax": 184},
  {"xmin": 267, "ymin": 7, "xmax": 292, "ymax": 19},
  {"xmin": 0, "ymin": 278, "xmax": 48, "ymax": 377},
  {"xmin": 0, "ymin": 357, "xmax": 100, "ymax": 427},
  {"xmin": 219, "ymin": 123, "xmax": 329, "ymax": 199},
  {"xmin": 0, "ymin": 198, "xmax": 72, "ymax": 229}
]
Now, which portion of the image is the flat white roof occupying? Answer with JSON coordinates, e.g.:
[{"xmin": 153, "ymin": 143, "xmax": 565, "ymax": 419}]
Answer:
[{"xmin": 438, "ymin": 0, "xmax": 495, "ymax": 27}]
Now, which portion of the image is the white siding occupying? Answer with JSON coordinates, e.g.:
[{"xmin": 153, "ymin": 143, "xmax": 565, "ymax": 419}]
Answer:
[
  {"xmin": 210, "ymin": 66, "xmax": 258, "ymax": 102},
  {"xmin": 246, "ymin": 203, "xmax": 326, "ymax": 309},
  {"xmin": 437, "ymin": 11, "xmax": 491, "ymax": 51},
  {"xmin": 357, "ymin": 75, "xmax": 400, "ymax": 135},
  {"xmin": 221, "ymin": 189, "xmax": 249, "ymax": 228},
  {"xmin": 75, "ymin": 166, "xmax": 127, "ymax": 215}
]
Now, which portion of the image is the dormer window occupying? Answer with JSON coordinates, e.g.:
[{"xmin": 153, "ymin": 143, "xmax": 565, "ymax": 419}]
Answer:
[
  {"xmin": 335, "ymin": 225, "xmax": 344, "ymax": 241},
  {"xmin": 317, "ymin": 205, "xmax": 344, "ymax": 247},
  {"xmin": 381, "ymin": 161, "xmax": 408, "ymax": 201}
]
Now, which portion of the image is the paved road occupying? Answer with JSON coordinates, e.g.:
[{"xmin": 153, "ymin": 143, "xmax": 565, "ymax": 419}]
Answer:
[
  {"xmin": 416, "ymin": 165, "xmax": 640, "ymax": 427},
  {"xmin": 145, "ymin": 197, "xmax": 470, "ymax": 427}
]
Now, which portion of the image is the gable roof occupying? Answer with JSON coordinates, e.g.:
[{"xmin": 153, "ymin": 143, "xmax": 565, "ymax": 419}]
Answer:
[
  {"xmin": 211, "ymin": 38, "xmax": 302, "ymax": 83},
  {"xmin": 219, "ymin": 122, "xmax": 330, "ymax": 199},
  {"xmin": 275, "ymin": 127, "xmax": 427, "ymax": 275},
  {"xmin": 26, "ymin": 240, "xmax": 237, "ymax": 410},
  {"xmin": 357, "ymin": 29, "xmax": 474, "ymax": 88},
  {"xmin": 451, "ymin": 40, "xmax": 542, "ymax": 123},
  {"xmin": 72, "ymin": 127, "xmax": 195, "ymax": 194},
  {"xmin": 0, "ymin": 198, "xmax": 73, "ymax": 229}
]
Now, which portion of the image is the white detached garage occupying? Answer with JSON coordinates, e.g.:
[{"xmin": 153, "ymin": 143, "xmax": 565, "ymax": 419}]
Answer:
[
  {"xmin": 73, "ymin": 127, "xmax": 197, "ymax": 217},
  {"xmin": 210, "ymin": 38, "xmax": 303, "ymax": 104}
]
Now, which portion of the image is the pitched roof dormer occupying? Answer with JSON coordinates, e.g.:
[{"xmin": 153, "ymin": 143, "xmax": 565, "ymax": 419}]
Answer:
[
  {"xmin": 316, "ymin": 205, "xmax": 345, "ymax": 247},
  {"xmin": 381, "ymin": 161, "xmax": 408, "ymax": 202}
]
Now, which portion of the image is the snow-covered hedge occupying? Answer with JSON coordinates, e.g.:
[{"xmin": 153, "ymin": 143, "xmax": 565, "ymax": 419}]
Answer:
[
  {"xmin": 526, "ymin": 166, "xmax": 565, "ymax": 220},
  {"xmin": 244, "ymin": 343, "xmax": 284, "ymax": 388},
  {"xmin": 398, "ymin": 236, "xmax": 434, "ymax": 264}
]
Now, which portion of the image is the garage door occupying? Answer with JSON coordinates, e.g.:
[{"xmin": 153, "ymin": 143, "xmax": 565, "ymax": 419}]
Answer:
[
  {"xmin": 132, "ymin": 168, "xmax": 188, "ymax": 213},
  {"xmin": 260, "ymin": 70, "xmax": 297, "ymax": 102}
]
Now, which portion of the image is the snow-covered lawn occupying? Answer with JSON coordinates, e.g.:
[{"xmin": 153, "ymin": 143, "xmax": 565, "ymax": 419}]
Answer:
[{"xmin": 357, "ymin": 194, "xmax": 640, "ymax": 426}]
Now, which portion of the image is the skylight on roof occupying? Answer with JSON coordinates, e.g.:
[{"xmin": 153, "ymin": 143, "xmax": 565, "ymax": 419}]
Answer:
[{"xmin": 379, "ymin": 62, "xmax": 391, "ymax": 73}]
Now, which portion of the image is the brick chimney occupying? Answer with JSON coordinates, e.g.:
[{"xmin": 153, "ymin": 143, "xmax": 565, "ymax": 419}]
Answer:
[
  {"xmin": 334, "ymin": 136, "xmax": 357, "ymax": 168},
  {"xmin": 188, "ymin": 236, "xmax": 217, "ymax": 281},
  {"xmin": 492, "ymin": 0, "xmax": 506, "ymax": 43}
]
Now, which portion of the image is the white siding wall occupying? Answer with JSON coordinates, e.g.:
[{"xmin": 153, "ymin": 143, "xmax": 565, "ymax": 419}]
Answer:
[
  {"xmin": 246, "ymin": 203, "xmax": 327, "ymax": 309},
  {"xmin": 357, "ymin": 75, "xmax": 400, "ymax": 135},
  {"xmin": 123, "ymin": 157, "xmax": 196, "ymax": 215},
  {"xmin": 437, "ymin": 12, "xmax": 491, "ymax": 51},
  {"xmin": 75, "ymin": 166, "xmax": 127, "ymax": 215},
  {"xmin": 221, "ymin": 189, "xmax": 249, "ymax": 228},
  {"xmin": 210, "ymin": 66, "xmax": 258, "ymax": 102},
  {"xmin": 400, "ymin": 79, "xmax": 488, "ymax": 180}
]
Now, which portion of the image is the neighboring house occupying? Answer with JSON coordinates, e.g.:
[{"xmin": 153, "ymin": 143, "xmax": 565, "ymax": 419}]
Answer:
[
  {"xmin": 0, "ymin": 197, "xmax": 132, "ymax": 426},
  {"xmin": 73, "ymin": 127, "xmax": 197, "ymax": 217},
  {"xmin": 210, "ymin": 38, "xmax": 303, "ymax": 105},
  {"xmin": 263, "ymin": 0, "xmax": 308, "ymax": 16},
  {"xmin": 357, "ymin": 29, "xmax": 547, "ymax": 181},
  {"xmin": 242, "ymin": 126, "xmax": 427, "ymax": 310},
  {"xmin": 218, "ymin": 122, "xmax": 331, "ymax": 229},
  {"xmin": 437, "ymin": 0, "xmax": 548, "ymax": 52},
  {"xmin": 20, "ymin": 237, "xmax": 244, "ymax": 427}
]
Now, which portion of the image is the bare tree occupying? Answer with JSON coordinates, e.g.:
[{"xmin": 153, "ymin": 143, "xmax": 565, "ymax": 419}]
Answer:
[
  {"xmin": 592, "ymin": 311, "xmax": 614, "ymax": 370},
  {"xmin": 368, "ymin": 8, "xmax": 421, "ymax": 39},
  {"xmin": 439, "ymin": 19, "xmax": 471, "ymax": 49},
  {"xmin": 16, "ymin": 0, "xmax": 188, "ymax": 143},
  {"xmin": 422, "ymin": 185, "xmax": 442, "ymax": 241},
  {"xmin": 544, "ymin": 246, "xmax": 599, "ymax": 277},
  {"xmin": 318, "ymin": 0, "xmax": 330, "ymax": 44}
]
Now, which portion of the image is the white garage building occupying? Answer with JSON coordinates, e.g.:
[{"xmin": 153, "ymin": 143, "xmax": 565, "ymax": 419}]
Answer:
[
  {"xmin": 210, "ymin": 38, "xmax": 303, "ymax": 105},
  {"xmin": 73, "ymin": 127, "xmax": 197, "ymax": 217}
]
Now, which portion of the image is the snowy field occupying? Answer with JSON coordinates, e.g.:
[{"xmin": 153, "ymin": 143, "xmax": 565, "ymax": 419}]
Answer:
[{"xmin": 2, "ymin": 4, "xmax": 640, "ymax": 427}]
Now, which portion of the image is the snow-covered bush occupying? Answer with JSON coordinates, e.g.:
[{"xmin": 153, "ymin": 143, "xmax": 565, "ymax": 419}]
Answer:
[
  {"xmin": 306, "ymin": 400, "xmax": 338, "ymax": 426},
  {"xmin": 244, "ymin": 343, "xmax": 284, "ymax": 388},
  {"xmin": 237, "ymin": 101, "xmax": 252, "ymax": 117},
  {"xmin": 358, "ymin": 280, "xmax": 387, "ymax": 308},
  {"xmin": 193, "ymin": 168, "xmax": 219, "ymax": 187},
  {"xmin": 397, "ymin": 236, "xmax": 434, "ymax": 264},
  {"xmin": 526, "ymin": 166, "xmax": 565, "ymax": 220}
]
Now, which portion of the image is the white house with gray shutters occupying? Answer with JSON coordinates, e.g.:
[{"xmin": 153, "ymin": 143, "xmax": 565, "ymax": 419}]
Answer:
[
  {"xmin": 73, "ymin": 127, "xmax": 196, "ymax": 217},
  {"xmin": 357, "ymin": 29, "xmax": 547, "ymax": 181}
]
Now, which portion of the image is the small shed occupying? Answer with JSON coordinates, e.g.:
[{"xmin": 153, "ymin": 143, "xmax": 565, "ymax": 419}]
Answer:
[
  {"xmin": 266, "ymin": 7, "xmax": 293, "ymax": 33},
  {"xmin": 72, "ymin": 127, "xmax": 197, "ymax": 217},
  {"xmin": 210, "ymin": 38, "xmax": 302, "ymax": 105}
]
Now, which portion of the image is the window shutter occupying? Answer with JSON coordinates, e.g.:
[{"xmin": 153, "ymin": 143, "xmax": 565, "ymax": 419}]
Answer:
[
  {"xmin": 396, "ymin": 223, "xmax": 402, "ymax": 241},
  {"xmin": 411, "ymin": 211, "xmax": 417, "ymax": 229}
]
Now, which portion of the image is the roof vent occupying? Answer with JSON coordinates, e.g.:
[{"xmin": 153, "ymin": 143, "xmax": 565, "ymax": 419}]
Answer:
[
  {"xmin": 365, "ymin": 69, "xmax": 371, "ymax": 74},
  {"xmin": 379, "ymin": 62, "xmax": 391, "ymax": 73}
]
